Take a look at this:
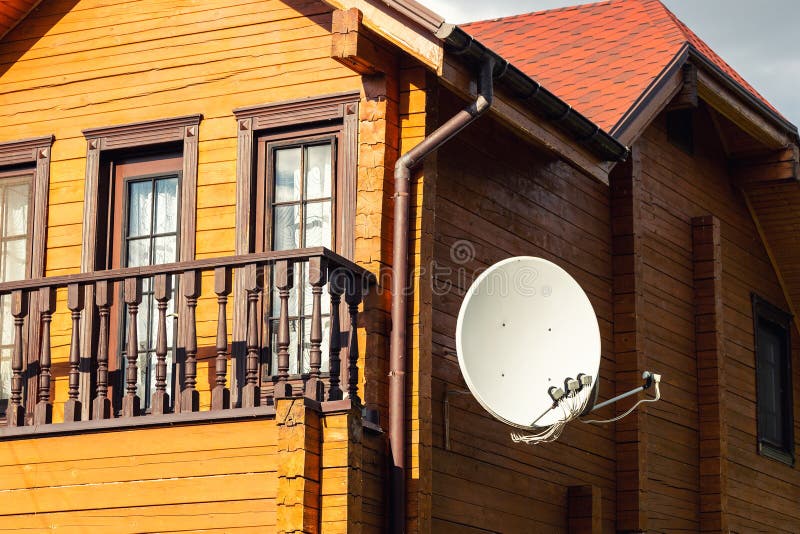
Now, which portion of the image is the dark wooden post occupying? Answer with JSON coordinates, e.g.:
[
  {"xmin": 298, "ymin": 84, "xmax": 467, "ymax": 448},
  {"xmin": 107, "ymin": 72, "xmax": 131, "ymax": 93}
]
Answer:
[
  {"xmin": 152, "ymin": 274, "xmax": 172, "ymax": 415},
  {"xmin": 274, "ymin": 260, "xmax": 294, "ymax": 399},
  {"xmin": 93, "ymin": 281, "xmax": 112, "ymax": 420},
  {"xmin": 305, "ymin": 257, "xmax": 327, "ymax": 402},
  {"xmin": 345, "ymin": 274, "xmax": 362, "ymax": 405},
  {"xmin": 34, "ymin": 287, "xmax": 55, "ymax": 425},
  {"xmin": 7, "ymin": 290, "xmax": 27, "ymax": 427},
  {"xmin": 63, "ymin": 284, "xmax": 84, "ymax": 422},
  {"xmin": 327, "ymin": 270, "xmax": 344, "ymax": 401},
  {"xmin": 181, "ymin": 270, "xmax": 200, "ymax": 412},
  {"xmin": 241, "ymin": 263, "xmax": 261, "ymax": 408},
  {"xmin": 122, "ymin": 277, "xmax": 142, "ymax": 417},
  {"xmin": 212, "ymin": 266, "xmax": 232, "ymax": 410}
]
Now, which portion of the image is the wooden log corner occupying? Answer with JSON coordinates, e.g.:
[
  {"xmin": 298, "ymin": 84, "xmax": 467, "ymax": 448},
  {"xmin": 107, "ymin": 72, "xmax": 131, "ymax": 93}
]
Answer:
[
  {"xmin": 731, "ymin": 143, "xmax": 800, "ymax": 186},
  {"xmin": 331, "ymin": 8, "xmax": 398, "ymax": 75}
]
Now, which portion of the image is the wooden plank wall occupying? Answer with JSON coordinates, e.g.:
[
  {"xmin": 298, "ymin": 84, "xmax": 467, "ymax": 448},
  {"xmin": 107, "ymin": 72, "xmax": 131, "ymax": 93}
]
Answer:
[
  {"xmin": 0, "ymin": 0, "xmax": 364, "ymax": 418},
  {"xmin": 637, "ymin": 105, "xmax": 800, "ymax": 531},
  {"xmin": 430, "ymin": 88, "xmax": 617, "ymax": 532},
  {"xmin": 0, "ymin": 419, "xmax": 279, "ymax": 531}
]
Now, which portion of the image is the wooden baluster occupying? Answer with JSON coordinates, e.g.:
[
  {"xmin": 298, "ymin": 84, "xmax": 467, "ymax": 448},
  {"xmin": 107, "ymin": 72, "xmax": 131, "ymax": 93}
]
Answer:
[
  {"xmin": 241, "ymin": 263, "xmax": 261, "ymax": 408},
  {"xmin": 92, "ymin": 281, "xmax": 112, "ymax": 420},
  {"xmin": 305, "ymin": 257, "xmax": 327, "ymax": 402},
  {"xmin": 34, "ymin": 287, "xmax": 55, "ymax": 425},
  {"xmin": 327, "ymin": 270, "xmax": 344, "ymax": 401},
  {"xmin": 122, "ymin": 277, "xmax": 142, "ymax": 417},
  {"xmin": 7, "ymin": 290, "xmax": 27, "ymax": 427},
  {"xmin": 63, "ymin": 284, "xmax": 84, "ymax": 422},
  {"xmin": 181, "ymin": 270, "xmax": 200, "ymax": 412},
  {"xmin": 345, "ymin": 275, "xmax": 362, "ymax": 405},
  {"xmin": 274, "ymin": 260, "xmax": 294, "ymax": 399},
  {"xmin": 212, "ymin": 266, "xmax": 232, "ymax": 410},
  {"xmin": 152, "ymin": 274, "xmax": 172, "ymax": 415}
]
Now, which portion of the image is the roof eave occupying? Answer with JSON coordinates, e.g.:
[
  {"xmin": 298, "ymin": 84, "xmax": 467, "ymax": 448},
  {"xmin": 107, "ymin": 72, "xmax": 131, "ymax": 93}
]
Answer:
[{"xmin": 437, "ymin": 23, "xmax": 628, "ymax": 162}]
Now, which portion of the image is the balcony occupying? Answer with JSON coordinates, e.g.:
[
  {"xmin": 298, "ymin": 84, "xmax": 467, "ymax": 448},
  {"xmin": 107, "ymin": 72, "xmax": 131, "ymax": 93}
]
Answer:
[{"xmin": 0, "ymin": 247, "xmax": 375, "ymax": 437}]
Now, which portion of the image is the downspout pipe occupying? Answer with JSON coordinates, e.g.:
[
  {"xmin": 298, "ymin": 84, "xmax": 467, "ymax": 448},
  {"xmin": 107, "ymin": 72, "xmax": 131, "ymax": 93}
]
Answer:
[{"xmin": 389, "ymin": 55, "xmax": 496, "ymax": 534}]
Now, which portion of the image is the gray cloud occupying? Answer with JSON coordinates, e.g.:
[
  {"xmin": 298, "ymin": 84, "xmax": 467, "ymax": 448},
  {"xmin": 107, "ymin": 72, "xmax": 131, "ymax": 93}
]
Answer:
[{"xmin": 424, "ymin": 0, "xmax": 799, "ymax": 126}]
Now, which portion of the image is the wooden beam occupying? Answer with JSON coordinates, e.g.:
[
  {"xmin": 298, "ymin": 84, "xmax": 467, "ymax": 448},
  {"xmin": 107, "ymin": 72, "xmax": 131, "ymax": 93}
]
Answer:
[
  {"xmin": 331, "ymin": 8, "xmax": 398, "ymax": 75},
  {"xmin": 697, "ymin": 69, "xmax": 789, "ymax": 149},
  {"xmin": 568, "ymin": 485, "xmax": 602, "ymax": 533},
  {"xmin": 691, "ymin": 215, "xmax": 729, "ymax": 533},
  {"xmin": 667, "ymin": 63, "xmax": 699, "ymax": 111},
  {"xmin": 731, "ymin": 144, "xmax": 799, "ymax": 186}
]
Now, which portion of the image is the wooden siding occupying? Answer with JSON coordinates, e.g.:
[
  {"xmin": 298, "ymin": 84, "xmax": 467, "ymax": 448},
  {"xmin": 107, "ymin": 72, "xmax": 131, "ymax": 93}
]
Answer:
[
  {"xmin": 430, "ymin": 87, "xmax": 617, "ymax": 532},
  {"xmin": 0, "ymin": 419, "xmax": 279, "ymax": 531},
  {"xmin": 637, "ymin": 105, "xmax": 800, "ymax": 532},
  {"xmin": 0, "ymin": 0, "xmax": 365, "ymax": 418}
]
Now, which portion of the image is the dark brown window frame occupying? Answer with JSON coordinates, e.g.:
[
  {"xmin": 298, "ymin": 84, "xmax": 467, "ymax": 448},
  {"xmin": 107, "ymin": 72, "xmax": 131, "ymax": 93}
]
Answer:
[
  {"xmin": 80, "ymin": 115, "xmax": 201, "ymax": 418},
  {"xmin": 752, "ymin": 293, "xmax": 795, "ymax": 466},
  {"xmin": 0, "ymin": 135, "xmax": 54, "ymax": 422},
  {"xmin": 231, "ymin": 92, "xmax": 359, "ymax": 405}
]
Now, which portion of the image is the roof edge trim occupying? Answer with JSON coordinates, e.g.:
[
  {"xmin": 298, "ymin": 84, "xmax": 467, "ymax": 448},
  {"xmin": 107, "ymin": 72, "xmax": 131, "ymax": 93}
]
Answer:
[{"xmin": 439, "ymin": 23, "xmax": 628, "ymax": 162}]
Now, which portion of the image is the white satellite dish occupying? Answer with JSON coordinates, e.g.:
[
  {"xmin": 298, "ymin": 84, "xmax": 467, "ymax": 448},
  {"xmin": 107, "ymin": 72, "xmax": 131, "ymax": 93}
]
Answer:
[{"xmin": 456, "ymin": 256, "xmax": 601, "ymax": 429}]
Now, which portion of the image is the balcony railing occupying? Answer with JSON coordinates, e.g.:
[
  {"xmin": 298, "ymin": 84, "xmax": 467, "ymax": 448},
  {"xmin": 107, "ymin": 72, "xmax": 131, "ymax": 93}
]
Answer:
[{"xmin": 0, "ymin": 247, "xmax": 374, "ymax": 433}]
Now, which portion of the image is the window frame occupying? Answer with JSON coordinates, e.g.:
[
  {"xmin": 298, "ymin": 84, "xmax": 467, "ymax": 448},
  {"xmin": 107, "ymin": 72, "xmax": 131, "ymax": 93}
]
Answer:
[
  {"xmin": 752, "ymin": 293, "xmax": 795, "ymax": 466},
  {"xmin": 0, "ymin": 135, "xmax": 53, "ymax": 423},
  {"xmin": 232, "ymin": 92, "xmax": 359, "ymax": 405}
]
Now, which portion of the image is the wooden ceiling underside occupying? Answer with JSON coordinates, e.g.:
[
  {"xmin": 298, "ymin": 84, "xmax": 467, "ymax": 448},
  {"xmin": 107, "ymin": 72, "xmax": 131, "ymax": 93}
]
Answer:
[{"xmin": 0, "ymin": 0, "xmax": 41, "ymax": 41}]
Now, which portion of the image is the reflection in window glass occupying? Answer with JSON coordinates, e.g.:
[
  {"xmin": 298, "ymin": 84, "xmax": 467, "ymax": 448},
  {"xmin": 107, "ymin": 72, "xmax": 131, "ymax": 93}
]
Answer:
[
  {"xmin": 269, "ymin": 141, "xmax": 334, "ymax": 376},
  {"xmin": 122, "ymin": 175, "xmax": 179, "ymax": 410},
  {"xmin": 0, "ymin": 176, "xmax": 30, "ymax": 409}
]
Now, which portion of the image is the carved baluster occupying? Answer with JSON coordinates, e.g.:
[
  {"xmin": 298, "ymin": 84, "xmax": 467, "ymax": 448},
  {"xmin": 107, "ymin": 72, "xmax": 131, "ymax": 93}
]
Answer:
[
  {"xmin": 7, "ymin": 290, "xmax": 27, "ymax": 427},
  {"xmin": 345, "ymin": 275, "xmax": 362, "ymax": 405},
  {"xmin": 327, "ymin": 270, "xmax": 344, "ymax": 401},
  {"xmin": 63, "ymin": 284, "xmax": 84, "ymax": 422},
  {"xmin": 152, "ymin": 274, "xmax": 172, "ymax": 415},
  {"xmin": 92, "ymin": 281, "xmax": 112, "ymax": 420},
  {"xmin": 241, "ymin": 263, "xmax": 261, "ymax": 408},
  {"xmin": 181, "ymin": 270, "xmax": 200, "ymax": 412},
  {"xmin": 33, "ymin": 287, "xmax": 56, "ymax": 425},
  {"xmin": 122, "ymin": 277, "xmax": 142, "ymax": 417},
  {"xmin": 212, "ymin": 266, "xmax": 232, "ymax": 410},
  {"xmin": 305, "ymin": 257, "xmax": 327, "ymax": 401},
  {"xmin": 274, "ymin": 260, "xmax": 294, "ymax": 399}
]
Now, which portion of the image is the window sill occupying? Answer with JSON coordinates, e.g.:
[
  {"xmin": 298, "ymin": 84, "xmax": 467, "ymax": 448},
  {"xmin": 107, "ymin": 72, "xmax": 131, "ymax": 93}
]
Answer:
[{"xmin": 759, "ymin": 442, "xmax": 795, "ymax": 467}]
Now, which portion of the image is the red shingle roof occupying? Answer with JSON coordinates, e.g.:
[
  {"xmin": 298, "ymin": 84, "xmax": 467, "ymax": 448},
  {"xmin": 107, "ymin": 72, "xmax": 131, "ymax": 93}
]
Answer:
[{"xmin": 463, "ymin": 0, "xmax": 777, "ymax": 133}]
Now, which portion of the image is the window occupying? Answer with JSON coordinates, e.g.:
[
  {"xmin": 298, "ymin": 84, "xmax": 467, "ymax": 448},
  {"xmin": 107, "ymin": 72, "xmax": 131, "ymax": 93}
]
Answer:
[
  {"xmin": 0, "ymin": 173, "xmax": 31, "ymax": 412},
  {"xmin": 234, "ymin": 93, "xmax": 358, "ymax": 394},
  {"xmin": 753, "ymin": 295, "xmax": 794, "ymax": 465},
  {"xmin": 0, "ymin": 135, "xmax": 53, "ymax": 419}
]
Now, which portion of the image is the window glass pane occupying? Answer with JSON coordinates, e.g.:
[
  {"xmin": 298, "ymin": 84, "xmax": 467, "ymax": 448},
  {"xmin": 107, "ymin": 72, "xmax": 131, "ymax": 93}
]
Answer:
[
  {"xmin": 0, "ymin": 296, "xmax": 11, "ymax": 346},
  {"xmin": 0, "ymin": 348, "xmax": 10, "ymax": 401},
  {"xmin": 305, "ymin": 144, "xmax": 332, "ymax": 200},
  {"xmin": 274, "ymin": 148, "xmax": 301, "ymax": 203},
  {"xmin": 304, "ymin": 201, "xmax": 331, "ymax": 249},
  {"xmin": 127, "ymin": 181, "xmax": 152, "ymax": 237},
  {"xmin": 3, "ymin": 239, "xmax": 27, "ymax": 282},
  {"xmin": 154, "ymin": 178, "xmax": 178, "ymax": 234},
  {"xmin": 757, "ymin": 322, "xmax": 786, "ymax": 445},
  {"xmin": 273, "ymin": 205, "xmax": 300, "ymax": 250},
  {"xmin": 301, "ymin": 316, "xmax": 331, "ymax": 374},
  {"xmin": 127, "ymin": 238, "xmax": 150, "ymax": 267},
  {"xmin": 4, "ymin": 182, "xmax": 29, "ymax": 237},
  {"xmin": 271, "ymin": 279, "xmax": 299, "ymax": 318},
  {"xmin": 153, "ymin": 236, "xmax": 177, "ymax": 265}
]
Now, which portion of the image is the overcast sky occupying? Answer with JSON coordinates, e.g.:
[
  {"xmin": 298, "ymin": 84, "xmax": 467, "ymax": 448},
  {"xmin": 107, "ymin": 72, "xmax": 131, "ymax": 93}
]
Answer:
[{"xmin": 423, "ymin": 0, "xmax": 800, "ymax": 127}]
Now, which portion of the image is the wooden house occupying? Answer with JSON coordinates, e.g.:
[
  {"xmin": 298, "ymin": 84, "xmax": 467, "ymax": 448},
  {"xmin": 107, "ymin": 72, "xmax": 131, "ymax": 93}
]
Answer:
[{"xmin": 0, "ymin": 0, "xmax": 796, "ymax": 532}]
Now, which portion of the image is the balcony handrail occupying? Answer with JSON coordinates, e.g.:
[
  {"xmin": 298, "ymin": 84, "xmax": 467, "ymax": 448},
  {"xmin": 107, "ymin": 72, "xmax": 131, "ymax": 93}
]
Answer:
[{"xmin": 0, "ymin": 247, "xmax": 376, "ymax": 294}]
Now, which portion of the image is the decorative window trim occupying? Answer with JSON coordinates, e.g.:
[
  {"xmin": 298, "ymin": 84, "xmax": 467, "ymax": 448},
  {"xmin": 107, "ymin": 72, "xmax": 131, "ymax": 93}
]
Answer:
[
  {"xmin": 0, "ymin": 135, "xmax": 54, "ymax": 279},
  {"xmin": 80, "ymin": 115, "xmax": 201, "ymax": 418},
  {"xmin": 231, "ymin": 92, "xmax": 359, "ymax": 406},
  {"xmin": 752, "ymin": 293, "xmax": 795, "ymax": 466}
]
